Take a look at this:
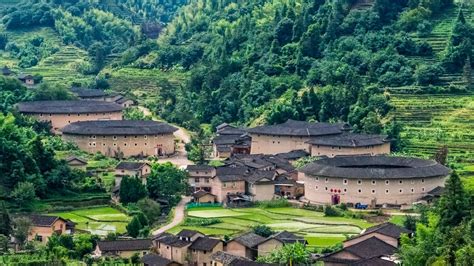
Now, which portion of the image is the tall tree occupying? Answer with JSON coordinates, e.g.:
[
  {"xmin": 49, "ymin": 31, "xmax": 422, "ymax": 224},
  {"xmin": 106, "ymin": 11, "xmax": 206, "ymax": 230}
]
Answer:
[
  {"xmin": 119, "ymin": 176, "xmax": 147, "ymax": 205},
  {"xmin": 437, "ymin": 171, "xmax": 469, "ymax": 232},
  {"xmin": 434, "ymin": 145, "xmax": 449, "ymax": 165},
  {"xmin": 147, "ymin": 163, "xmax": 187, "ymax": 206},
  {"xmin": 0, "ymin": 202, "xmax": 12, "ymax": 236}
]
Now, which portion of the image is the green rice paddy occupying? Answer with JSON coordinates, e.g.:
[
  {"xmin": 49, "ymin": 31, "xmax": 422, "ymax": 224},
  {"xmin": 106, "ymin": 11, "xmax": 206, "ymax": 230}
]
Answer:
[
  {"xmin": 169, "ymin": 206, "xmax": 373, "ymax": 247},
  {"xmin": 50, "ymin": 206, "xmax": 131, "ymax": 235}
]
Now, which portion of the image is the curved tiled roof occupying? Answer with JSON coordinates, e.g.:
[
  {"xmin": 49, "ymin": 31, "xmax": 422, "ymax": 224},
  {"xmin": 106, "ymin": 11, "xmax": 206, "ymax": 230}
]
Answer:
[
  {"xmin": 307, "ymin": 133, "xmax": 389, "ymax": 147},
  {"xmin": 17, "ymin": 101, "xmax": 123, "ymax": 114},
  {"xmin": 299, "ymin": 155, "xmax": 450, "ymax": 179},
  {"xmin": 71, "ymin": 87, "xmax": 108, "ymax": 98},
  {"xmin": 62, "ymin": 120, "xmax": 177, "ymax": 135},
  {"xmin": 248, "ymin": 119, "xmax": 348, "ymax": 136}
]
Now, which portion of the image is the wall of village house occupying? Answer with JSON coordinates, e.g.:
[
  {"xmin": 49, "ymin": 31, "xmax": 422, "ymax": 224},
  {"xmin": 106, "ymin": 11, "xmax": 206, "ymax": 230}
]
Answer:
[
  {"xmin": 114, "ymin": 250, "xmax": 149, "ymax": 258},
  {"xmin": 225, "ymin": 241, "xmax": 248, "ymax": 259},
  {"xmin": 196, "ymin": 194, "xmax": 216, "ymax": 203},
  {"xmin": 27, "ymin": 111, "xmax": 123, "ymax": 133},
  {"xmin": 250, "ymin": 183, "xmax": 275, "ymax": 201},
  {"xmin": 29, "ymin": 220, "xmax": 66, "ymax": 243},
  {"xmin": 62, "ymin": 133, "xmax": 175, "ymax": 158},
  {"xmin": 310, "ymin": 143, "xmax": 390, "ymax": 157},
  {"xmin": 250, "ymin": 135, "xmax": 312, "ymax": 154},
  {"xmin": 258, "ymin": 239, "xmax": 283, "ymax": 257},
  {"xmin": 189, "ymin": 177, "xmax": 212, "ymax": 192},
  {"xmin": 191, "ymin": 242, "xmax": 223, "ymax": 266},
  {"xmin": 114, "ymin": 166, "xmax": 151, "ymax": 178},
  {"xmin": 303, "ymin": 174, "xmax": 447, "ymax": 205},
  {"xmin": 211, "ymin": 179, "xmax": 246, "ymax": 203},
  {"xmin": 156, "ymin": 243, "xmax": 189, "ymax": 264},
  {"xmin": 343, "ymin": 233, "xmax": 398, "ymax": 248}
]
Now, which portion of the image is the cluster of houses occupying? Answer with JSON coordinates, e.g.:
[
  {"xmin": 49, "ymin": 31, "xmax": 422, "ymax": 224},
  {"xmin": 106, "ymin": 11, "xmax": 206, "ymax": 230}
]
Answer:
[{"xmin": 2, "ymin": 66, "xmax": 38, "ymax": 87}]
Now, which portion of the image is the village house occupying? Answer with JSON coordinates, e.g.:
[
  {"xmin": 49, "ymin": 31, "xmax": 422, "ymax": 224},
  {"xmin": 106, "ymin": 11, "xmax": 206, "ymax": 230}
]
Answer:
[
  {"xmin": 71, "ymin": 87, "xmax": 109, "ymax": 101},
  {"xmin": 210, "ymin": 251, "xmax": 273, "ymax": 266},
  {"xmin": 65, "ymin": 156, "xmax": 88, "ymax": 170},
  {"xmin": 257, "ymin": 231, "xmax": 307, "ymax": 257},
  {"xmin": 115, "ymin": 161, "xmax": 152, "ymax": 185},
  {"xmin": 114, "ymin": 95, "xmax": 135, "ymax": 108},
  {"xmin": 187, "ymin": 165, "xmax": 215, "ymax": 193},
  {"xmin": 300, "ymin": 155, "xmax": 450, "ymax": 206},
  {"xmin": 212, "ymin": 123, "xmax": 251, "ymax": 158},
  {"xmin": 192, "ymin": 190, "xmax": 217, "ymax": 203},
  {"xmin": 18, "ymin": 73, "xmax": 36, "ymax": 86},
  {"xmin": 141, "ymin": 253, "xmax": 181, "ymax": 266},
  {"xmin": 1, "ymin": 66, "xmax": 12, "ymax": 76},
  {"xmin": 211, "ymin": 166, "xmax": 248, "ymax": 203},
  {"xmin": 93, "ymin": 239, "xmax": 152, "ymax": 258},
  {"xmin": 344, "ymin": 222, "xmax": 412, "ymax": 248},
  {"xmin": 153, "ymin": 230, "xmax": 204, "ymax": 264},
  {"xmin": 306, "ymin": 133, "xmax": 390, "ymax": 157},
  {"xmin": 247, "ymin": 119, "xmax": 349, "ymax": 155},
  {"xmin": 189, "ymin": 236, "xmax": 224, "ymax": 266},
  {"xmin": 225, "ymin": 232, "xmax": 266, "ymax": 260},
  {"xmin": 17, "ymin": 100, "xmax": 123, "ymax": 133},
  {"xmin": 245, "ymin": 170, "xmax": 278, "ymax": 202},
  {"xmin": 320, "ymin": 237, "xmax": 398, "ymax": 266},
  {"xmin": 28, "ymin": 215, "xmax": 75, "ymax": 243},
  {"xmin": 61, "ymin": 120, "xmax": 177, "ymax": 158}
]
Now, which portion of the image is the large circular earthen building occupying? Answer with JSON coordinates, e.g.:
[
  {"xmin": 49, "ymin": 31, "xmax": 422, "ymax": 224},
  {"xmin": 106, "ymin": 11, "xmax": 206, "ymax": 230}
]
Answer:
[{"xmin": 299, "ymin": 155, "xmax": 450, "ymax": 206}]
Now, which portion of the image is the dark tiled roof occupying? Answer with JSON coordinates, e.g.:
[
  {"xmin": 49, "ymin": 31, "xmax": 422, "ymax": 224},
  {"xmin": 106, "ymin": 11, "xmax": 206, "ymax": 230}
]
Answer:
[
  {"xmin": 215, "ymin": 166, "xmax": 248, "ymax": 182},
  {"xmin": 30, "ymin": 215, "xmax": 62, "ymax": 227},
  {"xmin": 299, "ymin": 155, "xmax": 451, "ymax": 179},
  {"xmin": 276, "ymin": 150, "xmax": 309, "ymax": 160},
  {"xmin": 62, "ymin": 120, "xmax": 178, "ymax": 135},
  {"xmin": 211, "ymin": 251, "xmax": 251, "ymax": 264},
  {"xmin": 189, "ymin": 237, "xmax": 221, "ymax": 251},
  {"xmin": 18, "ymin": 73, "xmax": 34, "ymax": 80},
  {"xmin": 352, "ymin": 257, "xmax": 396, "ymax": 266},
  {"xmin": 187, "ymin": 165, "xmax": 215, "ymax": 171},
  {"xmin": 116, "ymin": 97, "xmax": 134, "ymax": 104},
  {"xmin": 17, "ymin": 101, "xmax": 123, "ymax": 114},
  {"xmin": 361, "ymin": 222, "xmax": 412, "ymax": 239},
  {"xmin": 272, "ymin": 231, "xmax": 306, "ymax": 244},
  {"xmin": 116, "ymin": 161, "xmax": 148, "ymax": 170},
  {"xmin": 141, "ymin": 253, "xmax": 175, "ymax": 266},
  {"xmin": 154, "ymin": 234, "xmax": 190, "ymax": 247},
  {"xmin": 248, "ymin": 119, "xmax": 347, "ymax": 137},
  {"xmin": 216, "ymin": 145, "xmax": 232, "ymax": 152},
  {"xmin": 177, "ymin": 229, "xmax": 202, "ymax": 239},
  {"xmin": 344, "ymin": 237, "xmax": 397, "ymax": 259},
  {"xmin": 65, "ymin": 156, "xmax": 87, "ymax": 164},
  {"xmin": 307, "ymin": 133, "xmax": 389, "ymax": 147},
  {"xmin": 427, "ymin": 186, "xmax": 444, "ymax": 196},
  {"xmin": 193, "ymin": 190, "xmax": 215, "ymax": 199},
  {"xmin": 226, "ymin": 154, "xmax": 295, "ymax": 172},
  {"xmin": 232, "ymin": 232, "xmax": 266, "ymax": 248},
  {"xmin": 97, "ymin": 239, "xmax": 152, "ymax": 252},
  {"xmin": 244, "ymin": 170, "xmax": 276, "ymax": 184},
  {"xmin": 71, "ymin": 87, "xmax": 108, "ymax": 98},
  {"xmin": 213, "ymin": 135, "xmax": 243, "ymax": 145}
]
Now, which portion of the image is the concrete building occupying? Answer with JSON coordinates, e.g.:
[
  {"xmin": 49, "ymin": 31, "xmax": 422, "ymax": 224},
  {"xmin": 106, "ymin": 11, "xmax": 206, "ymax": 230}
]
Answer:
[
  {"xmin": 93, "ymin": 239, "xmax": 152, "ymax": 258},
  {"xmin": 300, "ymin": 155, "xmax": 451, "ymax": 206},
  {"xmin": 17, "ymin": 100, "xmax": 123, "ymax": 133},
  {"xmin": 28, "ymin": 215, "xmax": 75, "ymax": 243},
  {"xmin": 307, "ymin": 133, "xmax": 390, "ymax": 157},
  {"xmin": 248, "ymin": 119, "xmax": 349, "ymax": 155},
  {"xmin": 62, "ymin": 120, "xmax": 177, "ymax": 158}
]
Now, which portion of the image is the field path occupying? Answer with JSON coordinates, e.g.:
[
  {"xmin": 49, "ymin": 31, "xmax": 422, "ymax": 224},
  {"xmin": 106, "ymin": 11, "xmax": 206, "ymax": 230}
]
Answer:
[{"xmin": 152, "ymin": 196, "xmax": 191, "ymax": 235}]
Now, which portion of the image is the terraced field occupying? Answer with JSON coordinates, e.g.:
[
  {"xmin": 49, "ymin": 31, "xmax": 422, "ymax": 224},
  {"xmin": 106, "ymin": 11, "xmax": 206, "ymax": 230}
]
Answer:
[
  {"xmin": 50, "ymin": 206, "xmax": 131, "ymax": 235},
  {"xmin": 168, "ymin": 206, "xmax": 373, "ymax": 247}
]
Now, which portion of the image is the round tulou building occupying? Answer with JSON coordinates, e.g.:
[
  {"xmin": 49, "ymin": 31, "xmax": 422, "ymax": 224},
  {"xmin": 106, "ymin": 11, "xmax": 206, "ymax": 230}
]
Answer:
[
  {"xmin": 299, "ymin": 155, "xmax": 450, "ymax": 206},
  {"xmin": 62, "ymin": 120, "xmax": 178, "ymax": 158}
]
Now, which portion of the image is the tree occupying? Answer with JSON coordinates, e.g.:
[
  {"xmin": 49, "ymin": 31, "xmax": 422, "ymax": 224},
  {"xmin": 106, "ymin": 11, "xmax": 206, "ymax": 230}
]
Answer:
[
  {"xmin": 119, "ymin": 176, "xmax": 147, "ymax": 205},
  {"xmin": 434, "ymin": 145, "xmax": 449, "ymax": 165},
  {"xmin": 147, "ymin": 163, "xmax": 187, "ymax": 206},
  {"xmin": 12, "ymin": 217, "xmax": 32, "ymax": 248},
  {"xmin": 126, "ymin": 216, "xmax": 142, "ymax": 238},
  {"xmin": 257, "ymin": 242, "xmax": 310, "ymax": 265},
  {"xmin": 0, "ymin": 202, "xmax": 12, "ymax": 237},
  {"xmin": 32, "ymin": 83, "xmax": 76, "ymax": 101},
  {"xmin": 11, "ymin": 182, "xmax": 37, "ymax": 206},
  {"xmin": 252, "ymin": 225, "xmax": 274, "ymax": 238},
  {"xmin": 437, "ymin": 171, "xmax": 469, "ymax": 232},
  {"xmin": 136, "ymin": 198, "xmax": 161, "ymax": 223},
  {"xmin": 0, "ymin": 234, "xmax": 8, "ymax": 253}
]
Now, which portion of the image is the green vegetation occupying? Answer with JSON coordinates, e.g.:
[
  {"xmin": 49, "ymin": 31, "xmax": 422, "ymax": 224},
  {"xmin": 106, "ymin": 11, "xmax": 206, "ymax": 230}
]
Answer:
[
  {"xmin": 50, "ymin": 206, "xmax": 131, "ymax": 235},
  {"xmin": 169, "ymin": 206, "xmax": 373, "ymax": 247}
]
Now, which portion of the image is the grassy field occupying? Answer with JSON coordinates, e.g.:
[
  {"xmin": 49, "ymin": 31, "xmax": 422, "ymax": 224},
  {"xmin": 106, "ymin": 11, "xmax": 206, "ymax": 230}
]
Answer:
[
  {"xmin": 50, "ymin": 206, "xmax": 131, "ymax": 235},
  {"xmin": 168, "ymin": 206, "xmax": 373, "ymax": 248}
]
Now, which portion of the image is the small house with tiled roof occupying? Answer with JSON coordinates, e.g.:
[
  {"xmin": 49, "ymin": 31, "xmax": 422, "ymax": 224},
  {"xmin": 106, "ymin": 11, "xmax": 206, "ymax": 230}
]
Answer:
[
  {"xmin": 257, "ymin": 231, "xmax": 307, "ymax": 257},
  {"xmin": 189, "ymin": 236, "xmax": 223, "ymax": 266},
  {"xmin": 225, "ymin": 232, "xmax": 267, "ymax": 260},
  {"xmin": 187, "ymin": 165, "xmax": 215, "ymax": 193},
  {"xmin": 212, "ymin": 124, "xmax": 250, "ymax": 158},
  {"xmin": 344, "ymin": 222, "xmax": 412, "ymax": 248},
  {"xmin": 18, "ymin": 73, "xmax": 35, "ymax": 86},
  {"xmin": 65, "ymin": 156, "xmax": 88, "ymax": 169},
  {"xmin": 153, "ymin": 230, "xmax": 204, "ymax": 264},
  {"xmin": 320, "ymin": 236, "xmax": 397, "ymax": 266},
  {"xmin": 211, "ymin": 251, "xmax": 274, "ymax": 266},
  {"xmin": 141, "ymin": 253, "xmax": 181, "ymax": 266},
  {"xmin": 192, "ymin": 190, "xmax": 217, "ymax": 203},
  {"xmin": 28, "ymin": 215, "xmax": 74, "ymax": 243},
  {"xmin": 94, "ymin": 239, "xmax": 152, "ymax": 258},
  {"xmin": 71, "ymin": 87, "xmax": 108, "ymax": 101},
  {"xmin": 115, "ymin": 161, "xmax": 151, "ymax": 186}
]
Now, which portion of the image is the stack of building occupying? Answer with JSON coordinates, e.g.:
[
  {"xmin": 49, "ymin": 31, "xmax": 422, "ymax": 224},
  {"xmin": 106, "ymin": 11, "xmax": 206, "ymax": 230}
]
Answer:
[{"xmin": 71, "ymin": 87, "xmax": 135, "ymax": 108}]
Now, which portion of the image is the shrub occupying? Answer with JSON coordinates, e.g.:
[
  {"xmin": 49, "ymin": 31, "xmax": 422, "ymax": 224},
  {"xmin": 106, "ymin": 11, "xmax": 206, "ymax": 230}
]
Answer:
[
  {"xmin": 256, "ymin": 199, "xmax": 291, "ymax": 208},
  {"xmin": 324, "ymin": 205, "xmax": 343, "ymax": 217},
  {"xmin": 415, "ymin": 64, "xmax": 444, "ymax": 85},
  {"xmin": 183, "ymin": 217, "xmax": 221, "ymax": 226},
  {"xmin": 252, "ymin": 225, "xmax": 274, "ymax": 238}
]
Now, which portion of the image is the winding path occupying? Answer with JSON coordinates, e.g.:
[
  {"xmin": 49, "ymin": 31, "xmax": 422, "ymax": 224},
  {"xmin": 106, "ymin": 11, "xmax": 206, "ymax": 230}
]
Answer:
[{"xmin": 152, "ymin": 196, "xmax": 191, "ymax": 235}]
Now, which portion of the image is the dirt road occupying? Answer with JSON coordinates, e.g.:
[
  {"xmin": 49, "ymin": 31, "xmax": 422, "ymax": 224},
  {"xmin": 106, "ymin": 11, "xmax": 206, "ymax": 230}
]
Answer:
[{"xmin": 152, "ymin": 196, "xmax": 191, "ymax": 235}]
